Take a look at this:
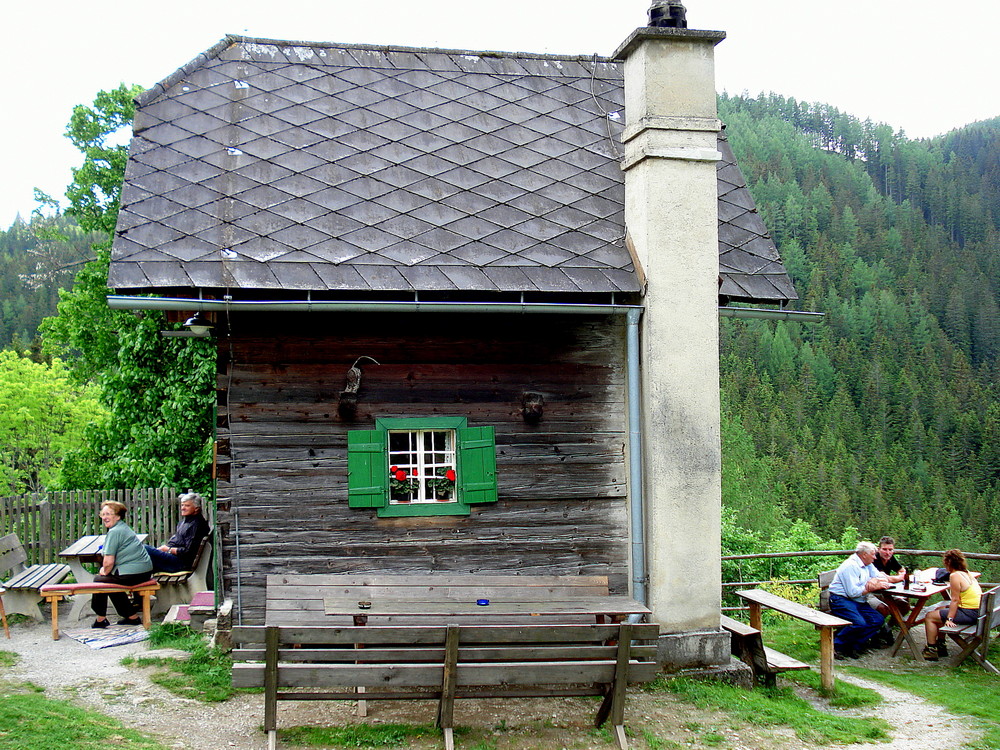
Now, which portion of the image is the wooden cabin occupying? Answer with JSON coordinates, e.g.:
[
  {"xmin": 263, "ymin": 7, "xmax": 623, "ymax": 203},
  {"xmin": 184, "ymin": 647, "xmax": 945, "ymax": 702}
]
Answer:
[{"xmin": 106, "ymin": 15, "xmax": 798, "ymax": 664}]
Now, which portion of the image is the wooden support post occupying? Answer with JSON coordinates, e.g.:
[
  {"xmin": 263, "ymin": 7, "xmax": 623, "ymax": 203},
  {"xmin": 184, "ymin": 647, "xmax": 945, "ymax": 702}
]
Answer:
[
  {"xmin": 747, "ymin": 601, "xmax": 762, "ymax": 630},
  {"xmin": 264, "ymin": 626, "xmax": 279, "ymax": 741},
  {"xmin": 0, "ymin": 590, "xmax": 9, "ymax": 639},
  {"xmin": 140, "ymin": 591, "xmax": 153, "ymax": 629},
  {"xmin": 596, "ymin": 622, "xmax": 632, "ymax": 750},
  {"xmin": 46, "ymin": 594, "xmax": 61, "ymax": 640},
  {"xmin": 438, "ymin": 625, "xmax": 460, "ymax": 750},
  {"xmin": 818, "ymin": 626, "xmax": 835, "ymax": 693}
]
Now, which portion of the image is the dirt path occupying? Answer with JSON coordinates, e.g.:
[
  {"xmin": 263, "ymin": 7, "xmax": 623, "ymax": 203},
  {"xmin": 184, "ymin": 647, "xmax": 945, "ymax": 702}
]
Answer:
[{"xmin": 0, "ymin": 620, "xmax": 982, "ymax": 749}]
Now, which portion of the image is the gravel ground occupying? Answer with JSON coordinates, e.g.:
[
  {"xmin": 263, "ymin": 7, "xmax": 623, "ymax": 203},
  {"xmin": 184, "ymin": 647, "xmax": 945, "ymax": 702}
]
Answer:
[{"xmin": 0, "ymin": 618, "xmax": 982, "ymax": 750}]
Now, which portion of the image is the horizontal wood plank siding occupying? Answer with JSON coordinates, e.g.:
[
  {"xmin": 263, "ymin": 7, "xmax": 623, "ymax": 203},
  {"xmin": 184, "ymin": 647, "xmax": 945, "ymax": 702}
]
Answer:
[{"xmin": 216, "ymin": 312, "xmax": 630, "ymax": 623}]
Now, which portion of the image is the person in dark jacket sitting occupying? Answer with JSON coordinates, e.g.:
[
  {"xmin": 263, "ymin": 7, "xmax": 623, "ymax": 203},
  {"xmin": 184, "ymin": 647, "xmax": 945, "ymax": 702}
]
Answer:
[{"xmin": 144, "ymin": 491, "xmax": 210, "ymax": 573}]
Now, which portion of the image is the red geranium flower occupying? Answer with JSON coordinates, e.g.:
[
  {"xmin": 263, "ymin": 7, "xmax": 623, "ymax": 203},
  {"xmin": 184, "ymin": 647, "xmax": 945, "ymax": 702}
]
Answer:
[
  {"xmin": 445, "ymin": 469, "xmax": 456, "ymax": 482},
  {"xmin": 389, "ymin": 465, "xmax": 398, "ymax": 474},
  {"xmin": 412, "ymin": 468, "xmax": 418, "ymax": 475},
  {"xmin": 395, "ymin": 470, "xmax": 407, "ymax": 481}
]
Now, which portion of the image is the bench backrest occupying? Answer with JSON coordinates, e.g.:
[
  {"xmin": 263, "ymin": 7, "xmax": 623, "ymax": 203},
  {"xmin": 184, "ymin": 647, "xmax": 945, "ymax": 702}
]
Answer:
[
  {"xmin": 266, "ymin": 573, "xmax": 610, "ymax": 625},
  {"xmin": 817, "ymin": 569, "xmax": 836, "ymax": 613},
  {"xmin": 0, "ymin": 533, "xmax": 28, "ymax": 579},
  {"xmin": 231, "ymin": 622, "xmax": 660, "ymax": 690},
  {"xmin": 977, "ymin": 585, "xmax": 1000, "ymax": 635}
]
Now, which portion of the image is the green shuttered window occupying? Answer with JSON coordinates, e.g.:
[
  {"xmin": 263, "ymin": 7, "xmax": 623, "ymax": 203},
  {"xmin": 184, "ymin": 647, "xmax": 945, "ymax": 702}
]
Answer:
[{"xmin": 348, "ymin": 417, "xmax": 497, "ymax": 517}]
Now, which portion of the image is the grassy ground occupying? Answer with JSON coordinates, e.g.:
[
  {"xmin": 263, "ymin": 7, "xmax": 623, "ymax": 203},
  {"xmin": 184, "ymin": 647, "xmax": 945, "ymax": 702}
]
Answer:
[
  {"xmin": 0, "ymin": 650, "xmax": 170, "ymax": 750},
  {"xmin": 762, "ymin": 614, "xmax": 1000, "ymax": 749}
]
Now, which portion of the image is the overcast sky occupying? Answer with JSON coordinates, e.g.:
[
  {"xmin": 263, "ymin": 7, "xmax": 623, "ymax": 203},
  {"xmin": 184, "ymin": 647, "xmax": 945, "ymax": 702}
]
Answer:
[{"xmin": 3, "ymin": 0, "xmax": 997, "ymax": 229}]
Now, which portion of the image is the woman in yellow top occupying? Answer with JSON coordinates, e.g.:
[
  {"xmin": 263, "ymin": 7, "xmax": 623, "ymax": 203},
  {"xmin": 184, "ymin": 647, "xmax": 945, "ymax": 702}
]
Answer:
[{"xmin": 922, "ymin": 548, "xmax": 982, "ymax": 661}]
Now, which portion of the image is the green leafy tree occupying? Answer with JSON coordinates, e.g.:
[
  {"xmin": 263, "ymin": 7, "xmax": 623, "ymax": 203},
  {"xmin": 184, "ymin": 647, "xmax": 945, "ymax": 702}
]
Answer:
[
  {"xmin": 41, "ymin": 86, "xmax": 215, "ymax": 493},
  {"xmin": 0, "ymin": 350, "xmax": 105, "ymax": 493}
]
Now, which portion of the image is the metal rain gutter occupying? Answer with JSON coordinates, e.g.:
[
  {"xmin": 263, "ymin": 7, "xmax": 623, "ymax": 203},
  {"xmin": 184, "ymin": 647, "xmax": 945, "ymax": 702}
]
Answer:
[
  {"xmin": 626, "ymin": 307, "xmax": 647, "ymax": 606},
  {"xmin": 106, "ymin": 295, "xmax": 642, "ymax": 316},
  {"xmin": 720, "ymin": 306, "xmax": 824, "ymax": 323}
]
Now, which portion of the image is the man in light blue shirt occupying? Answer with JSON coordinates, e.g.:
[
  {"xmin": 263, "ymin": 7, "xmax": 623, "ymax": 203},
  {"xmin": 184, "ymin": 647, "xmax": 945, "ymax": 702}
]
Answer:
[{"xmin": 828, "ymin": 541, "xmax": 891, "ymax": 659}]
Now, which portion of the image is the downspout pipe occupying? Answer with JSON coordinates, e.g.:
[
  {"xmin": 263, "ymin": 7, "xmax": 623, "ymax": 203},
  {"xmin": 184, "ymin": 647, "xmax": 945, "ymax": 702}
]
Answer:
[{"xmin": 626, "ymin": 307, "xmax": 647, "ymax": 608}]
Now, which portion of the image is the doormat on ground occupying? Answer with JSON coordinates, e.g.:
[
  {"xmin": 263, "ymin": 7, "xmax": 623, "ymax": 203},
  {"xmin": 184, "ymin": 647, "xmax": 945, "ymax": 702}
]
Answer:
[{"xmin": 62, "ymin": 626, "xmax": 150, "ymax": 649}]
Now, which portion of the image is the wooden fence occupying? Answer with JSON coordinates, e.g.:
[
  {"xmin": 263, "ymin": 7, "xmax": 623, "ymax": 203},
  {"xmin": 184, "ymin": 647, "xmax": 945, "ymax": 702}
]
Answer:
[{"xmin": 0, "ymin": 489, "xmax": 188, "ymax": 566}]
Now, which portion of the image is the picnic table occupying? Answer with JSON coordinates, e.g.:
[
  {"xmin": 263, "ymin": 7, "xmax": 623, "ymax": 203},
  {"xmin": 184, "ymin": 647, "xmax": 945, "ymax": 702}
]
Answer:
[
  {"xmin": 875, "ymin": 572, "xmax": 980, "ymax": 659},
  {"xmin": 736, "ymin": 588, "xmax": 850, "ymax": 692},
  {"xmin": 57, "ymin": 533, "xmax": 148, "ymax": 621}
]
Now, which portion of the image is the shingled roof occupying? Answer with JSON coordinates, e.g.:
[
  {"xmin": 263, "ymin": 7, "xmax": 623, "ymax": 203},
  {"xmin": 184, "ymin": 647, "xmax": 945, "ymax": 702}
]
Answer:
[{"xmin": 109, "ymin": 36, "xmax": 796, "ymax": 304}]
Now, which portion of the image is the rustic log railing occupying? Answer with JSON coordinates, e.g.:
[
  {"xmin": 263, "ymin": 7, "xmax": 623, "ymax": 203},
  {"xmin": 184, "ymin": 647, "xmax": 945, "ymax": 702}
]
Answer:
[{"xmin": 0, "ymin": 489, "xmax": 203, "ymax": 566}]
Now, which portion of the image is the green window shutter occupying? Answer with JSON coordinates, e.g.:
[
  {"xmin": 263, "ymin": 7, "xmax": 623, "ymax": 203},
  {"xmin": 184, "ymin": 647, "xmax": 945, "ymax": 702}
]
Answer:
[
  {"xmin": 457, "ymin": 426, "xmax": 497, "ymax": 505},
  {"xmin": 347, "ymin": 429, "xmax": 387, "ymax": 508}
]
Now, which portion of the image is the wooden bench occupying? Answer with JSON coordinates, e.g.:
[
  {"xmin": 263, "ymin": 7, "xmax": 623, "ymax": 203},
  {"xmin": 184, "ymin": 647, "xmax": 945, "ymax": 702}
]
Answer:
[
  {"xmin": 265, "ymin": 573, "xmax": 613, "ymax": 625},
  {"xmin": 150, "ymin": 537, "xmax": 212, "ymax": 615},
  {"xmin": 940, "ymin": 585, "xmax": 1000, "ymax": 674},
  {"xmin": 232, "ymin": 621, "xmax": 660, "ymax": 750},
  {"xmin": 39, "ymin": 580, "xmax": 160, "ymax": 640},
  {"xmin": 0, "ymin": 533, "xmax": 71, "ymax": 621},
  {"xmin": 736, "ymin": 589, "xmax": 850, "ymax": 692},
  {"xmin": 720, "ymin": 614, "xmax": 808, "ymax": 686}
]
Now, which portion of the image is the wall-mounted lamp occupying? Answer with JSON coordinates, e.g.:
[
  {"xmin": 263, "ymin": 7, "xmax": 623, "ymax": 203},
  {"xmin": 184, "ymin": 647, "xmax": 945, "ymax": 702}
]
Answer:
[
  {"xmin": 161, "ymin": 312, "xmax": 214, "ymax": 338},
  {"xmin": 521, "ymin": 392, "xmax": 545, "ymax": 424},
  {"xmin": 184, "ymin": 313, "xmax": 214, "ymax": 336}
]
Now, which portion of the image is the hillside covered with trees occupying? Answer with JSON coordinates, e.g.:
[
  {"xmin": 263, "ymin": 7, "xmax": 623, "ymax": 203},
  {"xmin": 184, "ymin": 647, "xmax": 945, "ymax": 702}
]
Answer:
[{"xmin": 719, "ymin": 95, "xmax": 1000, "ymax": 572}]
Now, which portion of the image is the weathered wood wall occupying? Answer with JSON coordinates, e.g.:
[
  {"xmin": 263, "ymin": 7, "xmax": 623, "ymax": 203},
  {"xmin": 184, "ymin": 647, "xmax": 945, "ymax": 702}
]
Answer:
[{"xmin": 215, "ymin": 311, "xmax": 630, "ymax": 623}]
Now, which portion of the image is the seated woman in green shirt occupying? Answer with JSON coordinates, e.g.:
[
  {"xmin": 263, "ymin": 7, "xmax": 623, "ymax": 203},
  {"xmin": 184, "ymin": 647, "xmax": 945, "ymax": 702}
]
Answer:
[{"xmin": 91, "ymin": 501, "xmax": 153, "ymax": 628}]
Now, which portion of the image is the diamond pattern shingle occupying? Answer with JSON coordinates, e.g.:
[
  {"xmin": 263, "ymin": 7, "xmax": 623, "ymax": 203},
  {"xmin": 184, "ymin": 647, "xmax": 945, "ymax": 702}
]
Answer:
[{"xmin": 109, "ymin": 36, "xmax": 796, "ymax": 303}]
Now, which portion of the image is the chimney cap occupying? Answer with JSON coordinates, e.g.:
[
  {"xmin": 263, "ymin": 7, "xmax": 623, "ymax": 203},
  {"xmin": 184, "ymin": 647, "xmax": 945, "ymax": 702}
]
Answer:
[
  {"xmin": 649, "ymin": 0, "xmax": 687, "ymax": 28},
  {"xmin": 612, "ymin": 27, "xmax": 726, "ymax": 62}
]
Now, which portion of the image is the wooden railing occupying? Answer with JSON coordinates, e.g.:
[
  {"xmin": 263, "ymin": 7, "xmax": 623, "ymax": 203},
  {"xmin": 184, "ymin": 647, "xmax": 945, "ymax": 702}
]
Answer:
[{"xmin": 0, "ymin": 489, "xmax": 198, "ymax": 566}]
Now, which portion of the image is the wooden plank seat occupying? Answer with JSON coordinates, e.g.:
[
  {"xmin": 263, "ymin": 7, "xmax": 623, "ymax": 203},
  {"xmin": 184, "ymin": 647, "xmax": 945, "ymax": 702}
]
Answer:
[
  {"xmin": 39, "ymin": 580, "xmax": 159, "ymax": 640},
  {"xmin": 736, "ymin": 589, "xmax": 851, "ymax": 692},
  {"xmin": 720, "ymin": 614, "xmax": 808, "ymax": 686},
  {"xmin": 266, "ymin": 573, "xmax": 612, "ymax": 626},
  {"xmin": 0, "ymin": 532, "xmax": 71, "ymax": 622},
  {"xmin": 150, "ymin": 538, "xmax": 212, "ymax": 615},
  {"xmin": 939, "ymin": 585, "xmax": 1000, "ymax": 674},
  {"xmin": 232, "ymin": 621, "xmax": 661, "ymax": 750}
]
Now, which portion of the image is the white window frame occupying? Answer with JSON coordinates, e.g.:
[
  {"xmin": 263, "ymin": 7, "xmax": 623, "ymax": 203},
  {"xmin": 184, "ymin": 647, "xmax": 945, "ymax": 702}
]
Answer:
[{"xmin": 387, "ymin": 428, "xmax": 457, "ymax": 505}]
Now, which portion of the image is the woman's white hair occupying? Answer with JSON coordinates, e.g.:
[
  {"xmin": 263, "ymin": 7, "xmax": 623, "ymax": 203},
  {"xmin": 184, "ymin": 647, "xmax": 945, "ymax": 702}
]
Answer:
[
  {"xmin": 856, "ymin": 541, "xmax": 877, "ymax": 554},
  {"xmin": 179, "ymin": 490, "xmax": 203, "ymax": 510}
]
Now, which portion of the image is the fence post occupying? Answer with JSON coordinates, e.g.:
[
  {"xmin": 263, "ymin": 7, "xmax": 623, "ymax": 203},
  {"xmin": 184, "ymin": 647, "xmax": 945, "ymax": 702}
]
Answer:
[{"xmin": 38, "ymin": 500, "xmax": 52, "ymax": 564}]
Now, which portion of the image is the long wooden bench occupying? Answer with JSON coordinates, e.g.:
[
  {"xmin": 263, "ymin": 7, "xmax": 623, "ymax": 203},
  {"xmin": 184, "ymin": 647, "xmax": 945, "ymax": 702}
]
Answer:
[
  {"xmin": 39, "ymin": 580, "xmax": 159, "ymax": 640},
  {"xmin": 0, "ymin": 533, "xmax": 71, "ymax": 622},
  {"xmin": 736, "ymin": 588, "xmax": 850, "ymax": 692},
  {"xmin": 720, "ymin": 614, "xmax": 809, "ymax": 686},
  {"xmin": 150, "ymin": 538, "xmax": 212, "ymax": 615},
  {"xmin": 265, "ymin": 573, "xmax": 612, "ymax": 625},
  {"xmin": 232, "ymin": 621, "xmax": 660, "ymax": 750},
  {"xmin": 939, "ymin": 585, "xmax": 1000, "ymax": 673}
]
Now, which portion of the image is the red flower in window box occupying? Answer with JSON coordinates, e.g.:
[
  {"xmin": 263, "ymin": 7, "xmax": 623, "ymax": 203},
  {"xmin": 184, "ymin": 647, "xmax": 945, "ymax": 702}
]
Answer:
[
  {"xmin": 389, "ymin": 465, "xmax": 398, "ymax": 474},
  {"xmin": 445, "ymin": 469, "xmax": 456, "ymax": 482},
  {"xmin": 395, "ymin": 470, "xmax": 407, "ymax": 481},
  {"xmin": 412, "ymin": 468, "xmax": 418, "ymax": 475}
]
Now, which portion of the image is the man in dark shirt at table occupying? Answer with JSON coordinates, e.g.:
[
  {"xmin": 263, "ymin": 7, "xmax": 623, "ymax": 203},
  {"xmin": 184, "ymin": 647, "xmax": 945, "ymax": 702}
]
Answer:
[
  {"xmin": 870, "ymin": 536, "xmax": 910, "ymax": 617},
  {"xmin": 144, "ymin": 491, "xmax": 210, "ymax": 573}
]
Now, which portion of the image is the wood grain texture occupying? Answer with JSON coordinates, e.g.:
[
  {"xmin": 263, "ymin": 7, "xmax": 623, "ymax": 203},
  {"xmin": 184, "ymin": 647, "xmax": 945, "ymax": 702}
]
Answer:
[{"xmin": 215, "ymin": 313, "xmax": 631, "ymax": 623}]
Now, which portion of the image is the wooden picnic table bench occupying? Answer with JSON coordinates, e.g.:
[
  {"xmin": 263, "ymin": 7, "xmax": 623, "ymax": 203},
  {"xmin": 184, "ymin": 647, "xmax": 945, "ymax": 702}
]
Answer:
[
  {"xmin": 232, "ymin": 621, "xmax": 661, "ymax": 750},
  {"xmin": 39, "ymin": 580, "xmax": 159, "ymax": 640},
  {"xmin": 939, "ymin": 584, "xmax": 1000, "ymax": 673},
  {"xmin": 736, "ymin": 588, "xmax": 850, "ymax": 692},
  {"xmin": 0, "ymin": 533, "xmax": 71, "ymax": 622},
  {"xmin": 719, "ymin": 614, "xmax": 809, "ymax": 686}
]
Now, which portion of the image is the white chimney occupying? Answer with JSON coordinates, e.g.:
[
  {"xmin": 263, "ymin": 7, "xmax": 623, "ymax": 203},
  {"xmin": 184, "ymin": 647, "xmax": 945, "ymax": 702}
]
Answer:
[{"xmin": 614, "ymin": 21, "xmax": 727, "ymax": 659}]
